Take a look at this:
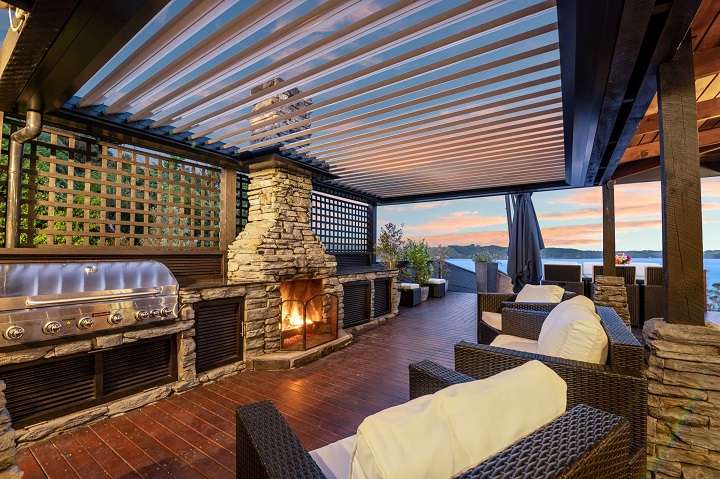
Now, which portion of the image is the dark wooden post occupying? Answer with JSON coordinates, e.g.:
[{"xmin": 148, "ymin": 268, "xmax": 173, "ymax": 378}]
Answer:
[
  {"xmin": 658, "ymin": 37, "xmax": 705, "ymax": 325},
  {"xmin": 220, "ymin": 167, "xmax": 238, "ymax": 276},
  {"xmin": 602, "ymin": 180, "xmax": 616, "ymax": 277}
]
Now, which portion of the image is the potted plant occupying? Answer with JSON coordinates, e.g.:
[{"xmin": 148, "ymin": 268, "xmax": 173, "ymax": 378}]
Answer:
[
  {"xmin": 434, "ymin": 244, "xmax": 449, "ymax": 295},
  {"xmin": 403, "ymin": 239, "xmax": 433, "ymax": 301},
  {"xmin": 474, "ymin": 250, "xmax": 498, "ymax": 292},
  {"xmin": 376, "ymin": 223, "xmax": 405, "ymax": 269}
]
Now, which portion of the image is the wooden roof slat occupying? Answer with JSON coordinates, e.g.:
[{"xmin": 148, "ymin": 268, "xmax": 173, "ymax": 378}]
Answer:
[
  {"xmin": 127, "ymin": 0, "xmax": 429, "ymax": 120},
  {"xmin": 240, "ymin": 72, "xmax": 561, "ymax": 151},
  {"xmin": 318, "ymin": 121, "xmax": 563, "ymax": 163},
  {"xmin": 177, "ymin": 0, "xmax": 556, "ymax": 136},
  {"xmin": 303, "ymin": 108, "xmax": 563, "ymax": 157},
  {"xmin": 623, "ymin": 126, "xmax": 720, "ymax": 162}
]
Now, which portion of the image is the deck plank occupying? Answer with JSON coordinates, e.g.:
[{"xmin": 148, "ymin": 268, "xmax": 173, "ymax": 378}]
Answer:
[{"xmin": 15, "ymin": 292, "xmax": 476, "ymax": 478}]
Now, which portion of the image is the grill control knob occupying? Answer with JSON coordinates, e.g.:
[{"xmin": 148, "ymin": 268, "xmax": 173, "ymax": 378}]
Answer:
[
  {"xmin": 136, "ymin": 310, "xmax": 150, "ymax": 321},
  {"xmin": 43, "ymin": 321, "xmax": 62, "ymax": 335},
  {"xmin": 77, "ymin": 317, "xmax": 94, "ymax": 329},
  {"xmin": 150, "ymin": 309, "xmax": 161, "ymax": 318},
  {"xmin": 4, "ymin": 326, "xmax": 24, "ymax": 341},
  {"xmin": 160, "ymin": 306, "xmax": 174, "ymax": 317},
  {"xmin": 109, "ymin": 312, "xmax": 123, "ymax": 325}
]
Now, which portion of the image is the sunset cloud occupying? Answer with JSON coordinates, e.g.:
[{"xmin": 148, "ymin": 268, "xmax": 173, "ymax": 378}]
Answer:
[{"xmin": 403, "ymin": 210, "xmax": 506, "ymax": 234}]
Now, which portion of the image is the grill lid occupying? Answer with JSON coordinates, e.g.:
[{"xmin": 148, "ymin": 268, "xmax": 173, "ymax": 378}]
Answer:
[{"xmin": 0, "ymin": 261, "xmax": 178, "ymax": 311}]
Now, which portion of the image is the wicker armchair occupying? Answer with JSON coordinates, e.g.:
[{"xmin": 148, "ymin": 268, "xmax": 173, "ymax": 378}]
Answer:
[
  {"xmin": 542, "ymin": 264, "xmax": 585, "ymax": 296},
  {"xmin": 458, "ymin": 306, "xmax": 647, "ymax": 476},
  {"xmin": 477, "ymin": 290, "xmax": 577, "ymax": 344},
  {"xmin": 592, "ymin": 265, "xmax": 641, "ymax": 327},
  {"xmin": 236, "ymin": 361, "xmax": 632, "ymax": 479}
]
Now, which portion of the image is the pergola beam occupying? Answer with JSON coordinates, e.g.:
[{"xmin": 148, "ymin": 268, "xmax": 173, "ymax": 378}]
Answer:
[{"xmin": 634, "ymin": 97, "xmax": 720, "ymax": 136}]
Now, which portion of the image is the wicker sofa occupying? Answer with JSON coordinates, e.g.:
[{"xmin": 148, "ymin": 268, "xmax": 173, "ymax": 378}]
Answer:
[
  {"xmin": 458, "ymin": 306, "xmax": 647, "ymax": 476},
  {"xmin": 477, "ymin": 290, "xmax": 577, "ymax": 344},
  {"xmin": 237, "ymin": 361, "xmax": 632, "ymax": 478}
]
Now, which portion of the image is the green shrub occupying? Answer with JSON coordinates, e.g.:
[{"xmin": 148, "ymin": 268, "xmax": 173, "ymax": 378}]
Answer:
[
  {"xmin": 403, "ymin": 239, "xmax": 432, "ymax": 285},
  {"xmin": 376, "ymin": 223, "xmax": 405, "ymax": 268}
]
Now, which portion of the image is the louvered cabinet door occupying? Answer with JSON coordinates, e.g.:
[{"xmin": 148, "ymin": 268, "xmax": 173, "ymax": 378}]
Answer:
[
  {"xmin": 102, "ymin": 337, "xmax": 176, "ymax": 398},
  {"xmin": 343, "ymin": 281, "xmax": 370, "ymax": 328},
  {"xmin": 0, "ymin": 336, "xmax": 176, "ymax": 428},
  {"xmin": 1, "ymin": 355, "xmax": 96, "ymax": 427},
  {"xmin": 373, "ymin": 278, "xmax": 391, "ymax": 317},
  {"xmin": 195, "ymin": 298, "xmax": 244, "ymax": 373}
]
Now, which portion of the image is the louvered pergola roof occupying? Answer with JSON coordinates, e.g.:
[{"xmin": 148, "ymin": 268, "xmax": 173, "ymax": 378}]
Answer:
[
  {"xmin": 0, "ymin": 0, "xmax": 700, "ymax": 203},
  {"xmin": 67, "ymin": 0, "xmax": 564, "ymax": 198}
]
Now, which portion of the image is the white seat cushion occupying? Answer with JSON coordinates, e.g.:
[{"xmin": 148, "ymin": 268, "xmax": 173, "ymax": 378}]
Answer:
[
  {"xmin": 311, "ymin": 436, "xmax": 360, "ymax": 479},
  {"xmin": 427, "ymin": 278, "xmax": 446, "ymax": 285},
  {"xmin": 349, "ymin": 361, "xmax": 566, "ymax": 479},
  {"xmin": 537, "ymin": 301, "xmax": 608, "ymax": 364},
  {"xmin": 482, "ymin": 311, "xmax": 502, "ymax": 331},
  {"xmin": 398, "ymin": 283, "xmax": 420, "ymax": 290},
  {"xmin": 490, "ymin": 334, "xmax": 538, "ymax": 354},
  {"xmin": 515, "ymin": 284, "xmax": 564, "ymax": 303}
]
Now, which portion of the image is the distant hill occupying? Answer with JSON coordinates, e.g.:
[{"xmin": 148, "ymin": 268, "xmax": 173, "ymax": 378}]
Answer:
[{"xmin": 430, "ymin": 245, "xmax": 720, "ymax": 260}]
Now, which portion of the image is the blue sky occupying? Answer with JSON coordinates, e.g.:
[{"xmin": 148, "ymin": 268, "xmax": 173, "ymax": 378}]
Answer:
[{"xmin": 378, "ymin": 177, "xmax": 720, "ymax": 250}]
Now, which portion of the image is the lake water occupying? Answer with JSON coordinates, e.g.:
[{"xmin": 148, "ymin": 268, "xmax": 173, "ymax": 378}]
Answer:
[{"xmin": 446, "ymin": 258, "xmax": 720, "ymax": 291}]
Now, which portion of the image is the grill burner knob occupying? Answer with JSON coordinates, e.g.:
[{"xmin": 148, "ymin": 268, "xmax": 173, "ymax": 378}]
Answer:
[
  {"xmin": 150, "ymin": 309, "xmax": 161, "ymax": 318},
  {"xmin": 161, "ymin": 306, "xmax": 174, "ymax": 317},
  {"xmin": 77, "ymin": 317, "xmax": 94, "ymax": 329},
  {"xmin": 109, "ymin": 312, "xmax": 123, "ymax": 325},
  {"xmin": 136, "ymin": 310, "xmax": 150, "ymax": 321},
  {"xmin": 43, "ymin": 321, "xmax": 62, "ymax": 335},
  {"xmin": 4, "ymin": 326, "xmax": 24, "ymax": 341}
]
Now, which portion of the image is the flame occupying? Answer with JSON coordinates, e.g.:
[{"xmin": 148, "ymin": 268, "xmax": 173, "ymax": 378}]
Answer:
[{"xmin": 286, "ymin": 311, "xmax": 314, "ymax": 327}]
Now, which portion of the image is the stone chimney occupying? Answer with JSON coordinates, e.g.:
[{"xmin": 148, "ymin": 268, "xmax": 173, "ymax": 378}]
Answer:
[
  {"xmin": 248, "ymin": 78, "xmax": 312, "ymax": 146},
  {"xmin": 226, "ymin": 156, "xmax": 336, "ymax": 283}
]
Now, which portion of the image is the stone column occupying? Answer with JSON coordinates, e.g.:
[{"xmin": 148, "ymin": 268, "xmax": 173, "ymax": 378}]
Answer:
[
  {"xmin": 0, "ymin": 382, "xmax": 21, "ymax": 479},
  {"xmin": 644, "ymin": 319, "xmax": 720, "ymax": 478},
  {"xmin": 593, "ymin": 275, "xmax": 631, "ymax": 326}
]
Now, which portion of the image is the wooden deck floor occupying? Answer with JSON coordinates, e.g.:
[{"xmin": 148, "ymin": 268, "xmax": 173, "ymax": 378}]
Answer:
[{"xmin": 16, "ymin": 292, "xmax": 477, "ymax": 479}]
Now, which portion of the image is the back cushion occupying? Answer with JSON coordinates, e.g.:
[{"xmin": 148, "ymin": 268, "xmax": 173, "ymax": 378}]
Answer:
[
  {"xmin": 515, "ymin": 284, "xmax": 565, "ymax": 303},
  {"xmin": 537, "ymin": 302, "xmax": 608, "ymax": 364},
  {"xmin": 350, "ymin": 361, "xmax": 567, "ymax": 479},
  {"xmin": 563, "ymin": 294, "xmax": 597, "ymax": 313}
]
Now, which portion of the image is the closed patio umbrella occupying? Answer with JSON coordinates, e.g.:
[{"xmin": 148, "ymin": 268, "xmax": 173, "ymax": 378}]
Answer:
[{"xmin": 507, "ymin": 193, "xmax": 545, "ymax": 292}]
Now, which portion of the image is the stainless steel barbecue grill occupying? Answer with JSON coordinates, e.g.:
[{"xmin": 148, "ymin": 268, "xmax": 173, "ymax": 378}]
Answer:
[{"xmin": 0, "ymin": 261, "xmax": 179, "ymax": 348}]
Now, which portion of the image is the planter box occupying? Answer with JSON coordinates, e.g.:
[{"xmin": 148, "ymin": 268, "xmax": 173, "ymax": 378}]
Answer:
[{"xmin": 420, "ymin": 286, "xmax": 430, "ymax": 302}]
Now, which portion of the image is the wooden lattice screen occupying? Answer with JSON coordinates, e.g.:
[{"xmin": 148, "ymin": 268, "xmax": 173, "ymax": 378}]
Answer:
[
  {"xmin": 311, "ymin": 191, "xmax": 370, "ymax": 254},
  {"xmin": 236, "ymin": 173, "xmax": 250, "ymax": 235},
  {"xmin": 1, "ymin": 119, "xmax": 222, "ymax": 249}
]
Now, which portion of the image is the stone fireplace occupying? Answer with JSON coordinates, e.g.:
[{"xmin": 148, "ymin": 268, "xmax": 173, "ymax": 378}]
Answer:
[{"xmin": 226, "ymin": 156, "xmax": 343, "ymax": 360}]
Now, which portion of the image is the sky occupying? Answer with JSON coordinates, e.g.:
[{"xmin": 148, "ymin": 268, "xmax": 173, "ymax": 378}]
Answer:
[{"xmin": 378, "ymin": 177, "xmax": 720, "ymax": 251}]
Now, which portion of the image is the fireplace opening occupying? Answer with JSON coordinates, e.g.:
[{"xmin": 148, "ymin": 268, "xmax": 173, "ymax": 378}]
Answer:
[{"xmin": 280, "ymin": 280, "xmax": 338, "ymax": 351}]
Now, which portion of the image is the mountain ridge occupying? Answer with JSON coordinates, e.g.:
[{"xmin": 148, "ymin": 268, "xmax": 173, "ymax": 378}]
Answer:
[{"xmin": 430, "ymin": 245, "xmax": 720, "ymax": 260}]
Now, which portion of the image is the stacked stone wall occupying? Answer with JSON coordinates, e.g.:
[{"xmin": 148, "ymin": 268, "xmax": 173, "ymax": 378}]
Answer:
[{"xmin": 645, "ymin": 319, "xmax": 720, "ymax": 478}]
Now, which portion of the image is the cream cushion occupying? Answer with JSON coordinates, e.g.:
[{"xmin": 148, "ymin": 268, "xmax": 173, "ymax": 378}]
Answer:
[
  {"xmin": 482, "ymin": 311, "xmax": 502, "ymax": 331},
  {"xmin": 349, "ymin": 361, "xmax": 566, "ymax": 479},
  {"xmin": 398, "ymin": 283, "xmax": 420, "ymax": 290},
  {"xmin": 537, "ymin": 300, "xmax": 608, "ymax": 364},
  {"xmin": 311, "ymin": 436, "xmax": 362, "ymax": 479},
  {"xmin": 427, "ymin": 278, "xmax": 446, "ymax": 285},
  {"xmin": 515, "ymin": 284, "xmax": 565, "ymax": 303},
  {"xmin": 563, "ymin": 294, "xmax": 597, "ymax": 314},
  {"xmin": 490, "ymin": 334, "xmax": 538, "ymax": 354}
]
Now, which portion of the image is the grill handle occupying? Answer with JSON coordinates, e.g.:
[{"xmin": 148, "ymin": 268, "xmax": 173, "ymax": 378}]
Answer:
[{"xmin": 25, "ymin": 289, "xmax": 161, "ymax": 307}]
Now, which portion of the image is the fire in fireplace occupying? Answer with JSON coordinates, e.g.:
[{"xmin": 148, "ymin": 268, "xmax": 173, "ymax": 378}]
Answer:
[{"xmin": 280, "ymin": 280, "xmax": 338, "ymax": 351}]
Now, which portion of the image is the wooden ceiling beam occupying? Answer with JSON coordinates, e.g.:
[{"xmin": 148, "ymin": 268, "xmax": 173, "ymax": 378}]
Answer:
[
  {"xmin": 694, "ymin": 46, "xmax": 720, "ymax": 78},
  {"xmin": 622, "ymin": 126, "xmax": 720, "ymax": 162},
  {"xmin": 635, "ymin": 97, "xmax": 720, "ymax": 135}
]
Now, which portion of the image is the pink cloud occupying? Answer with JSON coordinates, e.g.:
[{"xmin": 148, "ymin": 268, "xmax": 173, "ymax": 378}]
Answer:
[{"xmin": 403, "ymin": 211, "xmax": 507, "ymax": 235}]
